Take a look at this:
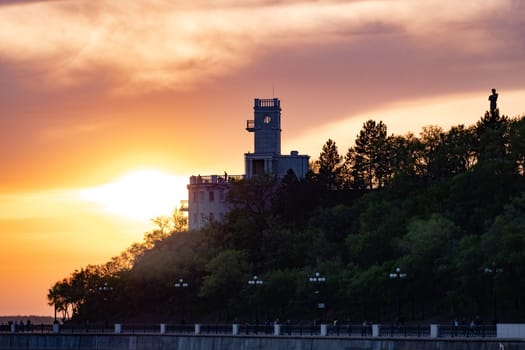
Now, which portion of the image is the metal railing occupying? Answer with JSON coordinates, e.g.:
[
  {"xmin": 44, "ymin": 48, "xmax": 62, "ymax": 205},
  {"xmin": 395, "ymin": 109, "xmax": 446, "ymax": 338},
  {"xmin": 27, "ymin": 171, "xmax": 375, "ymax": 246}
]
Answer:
[
  {"xmin": 0, "ymin": 322, "xmax": 499, "ymax": 338},
  {"xmin": 189, "ymin": 174, "xmax": 244, "ymax": 185},
  {"xmin": 254, "ymin": 98, "xmax": 280, "ymax": 108},
  {"xmin": 60, "ymin": 323, "xmax": 113, "ymax": 333},
  {"xmin": 199, "ymin": 324, "xmax": 231, "ymax": 334},
  {"xmin": 438, "ymin": 324, "xmax": 497, "ymax": 338},
  {"xmin": 379, "ymin": 324, "xmax": 429, "ymax": 337},
  {"xmin": 0, "ymin": 323, "xmax": 54, "ymax": 334}
]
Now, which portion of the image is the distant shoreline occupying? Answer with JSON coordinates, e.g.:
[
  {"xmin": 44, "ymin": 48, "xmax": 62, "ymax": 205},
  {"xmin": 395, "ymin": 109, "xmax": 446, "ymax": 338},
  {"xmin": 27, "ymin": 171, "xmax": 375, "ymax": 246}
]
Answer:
[{"xmin": 0, "ymin": 316, "xmax": 54, "ymax": 325}]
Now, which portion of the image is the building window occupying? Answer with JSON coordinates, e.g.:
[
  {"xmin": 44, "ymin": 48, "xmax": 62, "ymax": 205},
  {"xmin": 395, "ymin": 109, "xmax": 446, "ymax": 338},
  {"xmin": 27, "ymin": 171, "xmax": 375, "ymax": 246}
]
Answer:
[
  {"xmin": 209, "ymin": 191, "xmax": 215, "ymax": 202},
  {"xmin": 219, "ymin": 190, "xmax": 225, "ymax": 201},
  {"xmin": 200, "ymin": 191, "xmax": 204, "ymax": 201},
  {"xmin": 209, "ymin": 212, "xmax": 214, "ymax": 221},
  {"xmin": 193, "ymin": 191, "xmax": 197, "ymax": 201}
]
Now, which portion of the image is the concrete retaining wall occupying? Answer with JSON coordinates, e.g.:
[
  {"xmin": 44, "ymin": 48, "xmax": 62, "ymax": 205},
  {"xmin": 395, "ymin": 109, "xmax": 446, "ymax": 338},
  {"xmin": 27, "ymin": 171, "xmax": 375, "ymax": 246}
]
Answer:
[
  {"xmin": 499, "ymin": 324, "xmax": 525, "ymax": 339},
  {"xmin": 1, "ymin": 334, "xmax": 525, "ymax": 350}
]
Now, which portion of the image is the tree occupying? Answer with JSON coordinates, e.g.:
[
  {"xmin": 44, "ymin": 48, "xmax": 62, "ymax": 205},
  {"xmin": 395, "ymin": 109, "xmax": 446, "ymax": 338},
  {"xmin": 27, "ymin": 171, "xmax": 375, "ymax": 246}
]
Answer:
[
  {"xmin": 398, "ymin": 214, "xmax": 461, "ymax": 315},
  {"xmin": 151, "ymin": 206, "xmax": 188, "ymax": 234},
  {"xmin": 48, "ymin": 280, "xmax": 73, "ymax": 321},
  {"xmin": 172, "ymin": 207, "xmax": 189, "ymax": 232},
  {"xmin": 475, "ymin": 109, "xmax": 509, "ymax": 163},
  {"xmin": 416, "ymin": 125, "xmax": 443, "ymax": 179},
  {"xmin": 48, "ymin": 110, "xmax": 525, "ymax": 323},
  {"xmin": 416, "ymin": 125, "xmax": 477, "ymax": 181},
  {"xmin": 198, "ymin": 249, "xmax": 250, "ymax": 320},
  {"xmin": 454, "ymin": 235, "xmax": 485, "ymax": 316},
  {"xmin": 438, "ymin": 125, "xmax": 476, "ymax": 176},
  {"xmin": 346, "ymin": 120, "xmax": 390, "ymax": 189},
  {"xmin": 273, "ymin": 169, "xmax": 319, "ymax": 227},
  {"xmin": 388, "ymin": 133, "xmax": 420, "ymax": 179},
  {"xmin": 342, "ymin": 147, "xmax": 364, "ymax": 190},
  {"xmin": 349, "ymin": 264, "xmax": 389, "ymax": 321},
  {"xmin": 482, "ymin": 193, "xmax": 525, "ymax": 317},
  {"xmin": 346, "ymin": 197, "xmax": 405, "ymax": 267},
  {"xmin": 508, "ymin": 117, "xmax": 525, "ymax": 175},
  {"xmin": 47, "ymin": 265, "xmax": 112, "ymax": 322},
  {"xmin": 255, "ymin": 269, "xmax": 298, "ymax": 320},
  {"xmin": 314, "ymin": 139, "xmax": 343, "ymax": 190},
  {"xmin": 306, "ymin": 204, "xmax": 354, "ymax": 261},
  {"xmin": 227, "ymin": 175, "xmax": 280, "ymax": 218}
]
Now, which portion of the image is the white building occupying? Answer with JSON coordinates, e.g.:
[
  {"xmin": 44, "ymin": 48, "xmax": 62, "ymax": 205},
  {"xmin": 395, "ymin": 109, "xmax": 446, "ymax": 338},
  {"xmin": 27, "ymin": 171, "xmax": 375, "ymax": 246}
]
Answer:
[{"xmin": 186, "ymin": 98, "xmax": 309, "ymax": 231}]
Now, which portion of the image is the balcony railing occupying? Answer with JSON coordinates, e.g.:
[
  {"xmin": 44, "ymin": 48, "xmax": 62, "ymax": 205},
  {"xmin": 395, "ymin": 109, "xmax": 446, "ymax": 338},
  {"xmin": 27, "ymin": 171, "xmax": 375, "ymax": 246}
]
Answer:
[
  {"xmin": 246, "ymin": 119, "xmax": 255, "ymax": 131},
  {"xmin": 189, "ymin": 174, "xmax": 244, "ymax": 185},
  {"xmin": 254, "ymin": 98, "xmax": 280, "ymax": 108}
]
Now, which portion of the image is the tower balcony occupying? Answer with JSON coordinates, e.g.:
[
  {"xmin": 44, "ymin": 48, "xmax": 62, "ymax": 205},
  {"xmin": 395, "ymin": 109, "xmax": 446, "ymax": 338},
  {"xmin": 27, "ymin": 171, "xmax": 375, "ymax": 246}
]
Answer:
[
  {"xmin": 254, "ymin": 98, "xmax": 280, "ymax": 108},
  {"xmin": 246, "ymin": 119, "xmax": 255, "ymax": 132}
]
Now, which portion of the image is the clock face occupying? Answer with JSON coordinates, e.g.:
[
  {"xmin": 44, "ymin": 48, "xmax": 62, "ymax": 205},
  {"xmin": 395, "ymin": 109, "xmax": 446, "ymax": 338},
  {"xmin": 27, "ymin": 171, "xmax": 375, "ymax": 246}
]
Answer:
[{"xmin": 264, "ymin": 115, "xmax": 271, "ymax": 124}]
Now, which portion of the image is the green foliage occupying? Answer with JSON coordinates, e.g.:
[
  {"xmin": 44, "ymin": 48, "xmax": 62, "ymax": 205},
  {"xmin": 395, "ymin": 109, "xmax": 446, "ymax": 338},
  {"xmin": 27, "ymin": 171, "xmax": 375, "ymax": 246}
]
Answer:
[
  {"xmin": 272, "ymin": 169, "xmax": 319, "ymax": 227},
  {"xmin": 345, "ymin": 120, "xmax": 390, "ymax": 189},
  {"xmin": 425, "ymin": 125, "xmax": 476, "ymax": 179},
  {"xmin": 226, "ymin": 174, "xmax": 280, "ymax": 218},
  {"xmin": 151, "ymin": 207, "xmax": 188, "ymax": 234},
  {"xmin": 476, "ymin": 109, "xmax": 509, "ymax": 163},
  {"xmin": 311, "ymin": 139, "xmax": 344, "ymax": 191},
  {"xmin": 508, "ymin": 117, "xmax": 525, "ymax": 174},
  {"xmin": 482, "ymin": 194, "xmax": 525, "ymax": 313},
  {"xmin": 50, "ymin": 110, "xmax": 525, "ymax": 323},
  {"xmin": 398, "ymin": 214, "xmax": 461, "ymax": 313},
  {"xmin": 199, "ymin": 250, "xmax": 249, "ymax": 299},
  {"xmin": 387, "ymin": 133, "xmax": 420, "ymax": 179},
  {"xmin": 255, "ymin": 269, "xmax": 299, "ymax": 320}
]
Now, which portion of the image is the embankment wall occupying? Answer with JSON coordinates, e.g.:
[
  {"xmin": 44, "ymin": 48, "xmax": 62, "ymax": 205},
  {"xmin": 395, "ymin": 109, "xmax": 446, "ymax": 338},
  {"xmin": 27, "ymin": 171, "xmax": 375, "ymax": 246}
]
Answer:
[{"xmin": 1, "ymin": 334, "xmax": 524, "ymax": 350}]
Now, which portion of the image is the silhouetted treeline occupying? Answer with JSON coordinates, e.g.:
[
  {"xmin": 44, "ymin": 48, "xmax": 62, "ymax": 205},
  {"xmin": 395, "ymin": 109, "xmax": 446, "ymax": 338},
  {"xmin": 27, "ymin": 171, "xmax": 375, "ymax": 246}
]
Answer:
[{"xmin": 48, "ymin": 108, "xmax": 525, "ymax": 324}]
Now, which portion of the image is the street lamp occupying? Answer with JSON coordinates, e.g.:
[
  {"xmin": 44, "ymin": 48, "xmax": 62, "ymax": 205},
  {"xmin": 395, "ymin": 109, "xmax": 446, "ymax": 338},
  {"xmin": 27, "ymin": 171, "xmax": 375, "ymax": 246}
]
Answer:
[
  {"xmin": 484, "ymin": 261, "xmax": 503, "ymax": 324},
  {"xmin": 248, "ymin": 275, "xmax": 264, "ymax": 287},
  {"xmin": 389, "ymin": 267, "xmax": 407, "ymax": 324},
  {"xmin": 174, "ymin": 278, "xmax": 189, "ymax": 324},
  {"xmin": 98, "ymin": 282, "xmax": 112, "ymax": 327},
  {"xmin": 248, "ymin": 275, "xmax": 264, "ymax": 324},
  {"xmin": 175, "ymin": 278, "xmax": 189, "ymax": 289},
  {"xmin": 309, "ymin": 272, "xmax": 326, "ymax": 323},
  {"xmin": 99, "ymin": 282, "xmax": 112, "ymax": 300}
]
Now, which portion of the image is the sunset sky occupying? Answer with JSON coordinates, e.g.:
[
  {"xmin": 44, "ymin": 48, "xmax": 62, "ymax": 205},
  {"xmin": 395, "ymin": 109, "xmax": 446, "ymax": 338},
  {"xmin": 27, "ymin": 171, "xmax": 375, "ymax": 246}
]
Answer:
[{"xmin": 0, "ymin": 0, "xmax": 524, "ymax": 316}]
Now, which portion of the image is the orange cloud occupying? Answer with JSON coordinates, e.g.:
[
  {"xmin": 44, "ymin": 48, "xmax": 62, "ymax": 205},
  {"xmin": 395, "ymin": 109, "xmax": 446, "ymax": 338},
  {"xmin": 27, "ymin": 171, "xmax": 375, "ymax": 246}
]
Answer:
[{"xmin": 0, "ymin": 0, "xmax": 509, "ymax": 93}]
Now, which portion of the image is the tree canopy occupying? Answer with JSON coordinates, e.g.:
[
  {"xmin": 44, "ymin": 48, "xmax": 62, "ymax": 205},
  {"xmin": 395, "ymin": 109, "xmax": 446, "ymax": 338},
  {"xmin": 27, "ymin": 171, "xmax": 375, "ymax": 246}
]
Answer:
[{"xmin": 49, "ymin": 108, "xmax": 525, "ymax": 324}]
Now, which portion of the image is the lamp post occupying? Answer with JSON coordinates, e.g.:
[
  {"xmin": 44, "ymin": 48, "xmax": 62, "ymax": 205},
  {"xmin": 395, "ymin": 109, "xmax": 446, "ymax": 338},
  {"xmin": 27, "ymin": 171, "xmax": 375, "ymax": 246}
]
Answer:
[
  {"xmin": 98, "ymin": 282, "xmax": 112, "ymax": 328},
  {"xmin": 309, "ymin": 272, "xmax": 326, "ymax": 323},
  {"xmin": 248, "ymin": 275, "xmax": 264, "ymax": 325},
  {"xmin": 484, "ymin": 261, "xmax": 503, "ymax": 324},
  {"xmin": 389, "ymin": 267, "xmax": 407, "ymax": 324},
  {"xmin": 174, "ymin": 278, "xmax": 189, "ymax": 324}
]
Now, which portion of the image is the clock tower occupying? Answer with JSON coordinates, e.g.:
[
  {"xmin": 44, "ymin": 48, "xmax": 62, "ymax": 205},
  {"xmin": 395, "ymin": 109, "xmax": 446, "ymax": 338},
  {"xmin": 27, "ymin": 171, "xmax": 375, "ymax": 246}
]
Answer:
[
  {"xmin": 245, "ymin": 98, "xmax": 308, "ymax": 178},
  {"xmin": 187, "ymin": 97, "xmax": 309, "ymax": 230},
  {"xmin": 246, "ymin": 98, "xmax": 281, "ymax": 155}
]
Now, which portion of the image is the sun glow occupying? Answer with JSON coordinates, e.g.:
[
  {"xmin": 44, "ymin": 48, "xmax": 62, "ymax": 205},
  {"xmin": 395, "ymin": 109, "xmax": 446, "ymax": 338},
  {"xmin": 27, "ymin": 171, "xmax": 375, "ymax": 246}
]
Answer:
[{"xmin": 79, "ymin": 169, "xmax": 188, "ymax": 222}]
